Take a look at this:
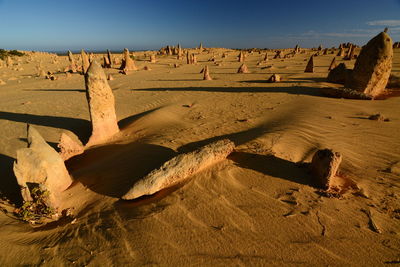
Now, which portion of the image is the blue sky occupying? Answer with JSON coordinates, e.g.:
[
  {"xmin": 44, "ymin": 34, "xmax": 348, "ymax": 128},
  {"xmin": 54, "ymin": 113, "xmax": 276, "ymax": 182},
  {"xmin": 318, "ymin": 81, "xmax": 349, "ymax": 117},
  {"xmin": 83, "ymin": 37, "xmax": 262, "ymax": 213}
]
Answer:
[{"xmin": 0, "ymin": 0, "xmax": 399, "ymax": 51}]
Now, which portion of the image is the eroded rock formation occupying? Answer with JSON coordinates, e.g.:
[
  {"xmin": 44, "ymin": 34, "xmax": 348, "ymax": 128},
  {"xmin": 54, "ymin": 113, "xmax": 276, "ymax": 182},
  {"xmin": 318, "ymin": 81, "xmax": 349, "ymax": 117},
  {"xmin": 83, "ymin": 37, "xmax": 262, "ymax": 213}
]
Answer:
[
  {"xmin": 85, "ymin": 61, "xmax": 119, "ymax": 147},
  {"xmin": 13, "ymin": 125, "xmax": 73, "ymax": 211},
  {"xmin": 122, "ymin": 139, "xmax": 235, "ymax": 200}
]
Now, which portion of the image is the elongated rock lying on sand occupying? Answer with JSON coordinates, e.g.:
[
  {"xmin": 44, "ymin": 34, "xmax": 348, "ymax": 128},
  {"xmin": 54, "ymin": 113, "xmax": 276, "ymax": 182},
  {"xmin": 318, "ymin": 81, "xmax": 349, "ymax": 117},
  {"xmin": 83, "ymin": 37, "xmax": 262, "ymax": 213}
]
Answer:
[
  {"xmin": 304, "ymin": 56, "xmax": 314, "ymax": 73},
  {"xmin": 310, "ymin": 149, "xmax": 342, "ymax": 189},
  {"xmin": 85, "ymin": 61, "xmax": 119, "ymax": 147},
  {"xmin": 345, "ymin": 31, "xmax": 393, "ymax": 98},
  {"xmin": 13, "ymin": 125, "xmax": 73, "ymax": 210},
  {"xmin": 122, "ymin": 139, "xmax": 235, "ymax": 200}
]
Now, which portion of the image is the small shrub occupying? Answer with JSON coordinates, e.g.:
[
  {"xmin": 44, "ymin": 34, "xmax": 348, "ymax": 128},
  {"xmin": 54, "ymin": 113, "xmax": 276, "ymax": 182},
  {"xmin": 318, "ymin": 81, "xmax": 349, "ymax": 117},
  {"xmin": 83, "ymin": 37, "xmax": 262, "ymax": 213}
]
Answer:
[
  {"xmin": 0, "ymin": 49, "xmax": 25, "ymax": 60},
  {"xmin": 8, "ymin": 50, "xmax": 24, "ymax": 57},
  {"xmin": 14, "ymin": 185, "xmax": 54, "ymax": 223}
]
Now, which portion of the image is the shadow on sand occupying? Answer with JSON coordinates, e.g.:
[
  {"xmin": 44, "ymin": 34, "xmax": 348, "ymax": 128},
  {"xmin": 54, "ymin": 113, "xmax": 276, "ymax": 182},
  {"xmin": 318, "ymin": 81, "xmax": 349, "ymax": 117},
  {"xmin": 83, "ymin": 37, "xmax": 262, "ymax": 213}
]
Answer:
[
  {"xmin": 229, "ymin": 152, "xmax": 312, "ymax": 187},
  {"xmin": 23, "ymin": 89, "xmax": 86, "ymax": 93},
  {"xmin": 0, "ymin": 111, "xmax": 91, "ymax": 143},
  {"xmin": 0, "ymin": 154, "xmax": 23, "ymax": 205},
  {"xmin": 132, "ymin": 85, "xmax": 324, "ymax": 97},
  {"xmin": 67, "ymin": 142, "xmax": 178, "ymax": 198}
]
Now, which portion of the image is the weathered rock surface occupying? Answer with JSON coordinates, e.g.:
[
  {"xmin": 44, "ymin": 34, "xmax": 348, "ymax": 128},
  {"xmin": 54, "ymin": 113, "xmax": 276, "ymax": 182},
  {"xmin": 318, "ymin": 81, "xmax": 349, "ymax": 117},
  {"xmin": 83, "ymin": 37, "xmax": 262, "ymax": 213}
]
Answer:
[
  {"xmin": 237, "ymin": 63, "xmax": 249, "ymax": 73},
  {"xmin": 13, "ymin": 125, "xmax": 73, "ymax": 210},
  {"xmin": 327, "ymin": 63, "xmax": 352, "ymax": 84},
  {"xmin": 58, "ymin": 131, "xmax": 84, "ymax": 160},
  {"xmin": 122, "ymin": 139, "xmax": 235, "ymax": 200},
  {"xmin": 345, "ymin": 32, "xmax": 393, "ymax": 98},
  {"xmin": 120, "ymin": 48, "xmax": 137, "ymax": 71},
  {"xmin": 81, "ymin": 49, "xmax": 90, "ymax": 74},
  {"xmin": 310, "ymin": 149, "xmax": 342, "ymax": 189},
  {"xmin": 203, "ymin": 65, "xmax": 212, "ymax": 80},
  {"xmin": 107, "ymin": 49, "xmax": 113, "ymax": 67},
  {"xmin": 85, "ymin": 61, "xmax": 119, "ymax": 147},
  {"xmin": 238, "ymin": 51, "xmax": 244, "ymax": 62},
  {"xmin": 67, "ymin": 50, "xmax": 77, "ymax": 72},
  {"xmin": 103, "ymin": 56, "xmax": 111, "ymax": 68},
  {"xmin": 328, "ymin": 57, "xmax": 337, "ymax": 71},
  {"xmin": 267, "ymin": 74, "xmax": 281, "ymax": 83}
]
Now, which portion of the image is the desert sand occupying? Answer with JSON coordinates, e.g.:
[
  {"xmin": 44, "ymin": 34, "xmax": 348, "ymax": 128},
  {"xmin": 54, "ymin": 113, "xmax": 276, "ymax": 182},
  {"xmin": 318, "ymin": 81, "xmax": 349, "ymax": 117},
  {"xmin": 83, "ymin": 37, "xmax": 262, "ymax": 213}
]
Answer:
[{"xmin": 0, "ymin": 42, "xmax": 399, "ymax": 266}]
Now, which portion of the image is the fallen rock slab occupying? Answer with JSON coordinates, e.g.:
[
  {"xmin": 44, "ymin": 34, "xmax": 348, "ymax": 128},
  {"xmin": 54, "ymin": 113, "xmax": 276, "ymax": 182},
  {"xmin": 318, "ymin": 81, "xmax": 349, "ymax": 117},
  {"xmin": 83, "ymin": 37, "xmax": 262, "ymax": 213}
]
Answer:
[{"xmin": 122, "ymin": 139, "xmax": 235, "ymax": 200}]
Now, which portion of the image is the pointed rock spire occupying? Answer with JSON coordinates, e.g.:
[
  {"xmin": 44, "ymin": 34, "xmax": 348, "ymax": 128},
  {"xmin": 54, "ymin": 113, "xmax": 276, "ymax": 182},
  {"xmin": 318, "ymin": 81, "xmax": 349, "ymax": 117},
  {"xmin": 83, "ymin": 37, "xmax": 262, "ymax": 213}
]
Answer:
[
  {"xmin": 337, "ymin": 48, "xmax": 345, "ymax": 57},
  {"xmin": 67, "ymin": 50, "xmax": 77, "ymax": 72},
  {"xmin": 81, "ymin": 49, "xmax": 90, "ymax": 74},
  {"xmin": 120, "ymin": 48, "xmax": 137, "ymax": 71},
  {"xmin": 328, "ymin": 57, "xmax": 337, "ymax": 71},
  {"xmin": 203, "ymin": 65, "xmax": 212, "ymax": 80},
  {"xmin": 68, "ymin": 50, "xmax": 75, "ymax": 64},
  {"xmin": 186, "ymin": 51, "xmax": 191, "ymax": 64},
  {"xmin": 85, "ymin": 61, "xmax": 119, "ymax": 147},
  {"xmin": 103, "ymin": 55, "xmax": 111, "ymax": 68},
  {"xmin": 106, "ymin": 49, "xmax": 113, "ymax": 68},
  {"xmin": 237, "ymin": 63, "xmax": 249, "ymax": 73},
  {"xmin": 304, "ymin": 56, "xmax": 314, "ymax": 73},
  {"xmin": 344, "ymin": 44, "xmax": 353, "ymax": 60},
  {"xmin": 89, "ymin": 53, "xmax": 95, "ymax": 63},
  {"xmin": 345, "ymin": 31, "xmax": 393, "ymax": 98},
  {"xmin": 238, "ymin": 51, "xmax": 244, "ymax": 62}
]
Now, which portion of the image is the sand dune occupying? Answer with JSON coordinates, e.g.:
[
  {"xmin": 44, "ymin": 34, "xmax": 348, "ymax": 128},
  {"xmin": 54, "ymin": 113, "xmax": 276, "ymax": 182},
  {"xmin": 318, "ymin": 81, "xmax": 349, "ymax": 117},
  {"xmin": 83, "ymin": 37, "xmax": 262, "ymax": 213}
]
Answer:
[{"xmin": 0, "ymin": 45, "xmax": 399, "ymax": 266}]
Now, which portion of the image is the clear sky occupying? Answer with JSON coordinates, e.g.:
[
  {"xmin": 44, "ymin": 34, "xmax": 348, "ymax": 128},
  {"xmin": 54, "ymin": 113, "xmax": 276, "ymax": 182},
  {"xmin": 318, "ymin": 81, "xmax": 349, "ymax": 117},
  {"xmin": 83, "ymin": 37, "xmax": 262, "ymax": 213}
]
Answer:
[{"xmin": 0, "ymin": 0, "xmax": 399, "ymax": 52}]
